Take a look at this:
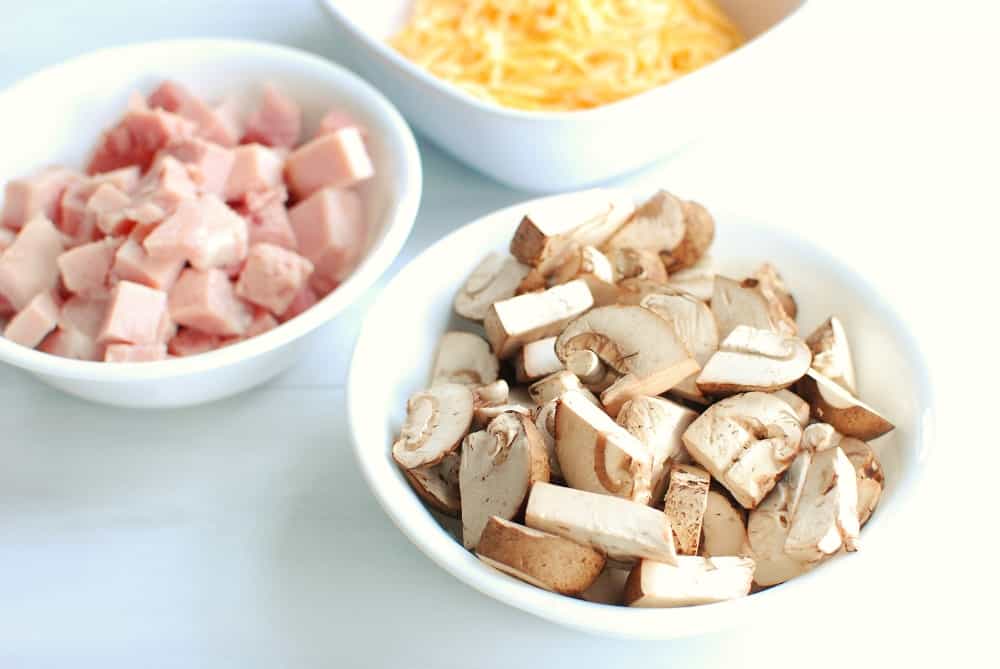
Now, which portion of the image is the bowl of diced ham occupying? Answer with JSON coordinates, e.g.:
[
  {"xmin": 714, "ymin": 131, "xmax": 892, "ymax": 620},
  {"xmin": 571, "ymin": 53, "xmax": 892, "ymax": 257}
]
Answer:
[{"xmin": 0, "ymin": 39, "xmax": 421, "ymax": 407}]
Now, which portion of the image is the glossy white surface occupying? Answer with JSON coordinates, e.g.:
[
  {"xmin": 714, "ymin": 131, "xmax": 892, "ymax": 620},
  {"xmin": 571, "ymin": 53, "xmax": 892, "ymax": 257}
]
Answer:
[
  {"xmin": 0, "ymin": 39, "xmax": 421, "ymax": 407},
  {"xmin": 318, "ymin": 0, "xmax": 806, "ymax": 191}
]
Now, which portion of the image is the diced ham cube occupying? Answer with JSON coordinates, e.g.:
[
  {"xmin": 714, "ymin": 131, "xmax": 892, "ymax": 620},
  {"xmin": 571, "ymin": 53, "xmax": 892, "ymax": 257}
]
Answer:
[
  {"xmin": 39, "ymin": 326, "xmax": 99, "ymax": 360},
  {"xmin": 148, "ymin": 80, "xmax": 239, "ymax": 147},
  {"xmin": 4, "ymin": 291, "xmax": 60, "ymax": 348},
  {"xmin": 0, "ymin": 228, "xmax": 14, "ymax": 253},
  {"xmin": 234, "ymin": 243, "xmax": 314, "ymax": 315},
  {"xmin": 168, "ymin": 268, "xmax": 251, "ymax": 336},
  {"xmin": 143, "ymin": 194, "xmax": 248, "ymax": 270},
  {"xmin": 58, "ymin": 167, "xmax": 142, "ymax": 239},
  {"xmin": 278, "ymin": 286, "xmax": 317, "ymax": 323},
  {"xmin": 245, "ymin": 309, "xmax": 279, "ymax": 337},
  {"xmin": 287, "ymin": 187, "xmax": 364, "ymax": 285},
  {"xmin": 315, "ymin": 109, "xmax": 364, "ymax": 138},
  {"xmin": 111, "ymin": 238, "xmax": 185, "ymax": 291},
  {"xmin": 95, "ymin": 166, "xmax": 142, "ymax": 193},
  {"xmin": 57, "ymin": 237, "xmax": 122, "ymax": 298},
  {"xmin": 0, "ymin": 216, "xmax": 65, "ymax": 310},
  {"xmin": 242, "ymin": 84, "xmax": 302, "ymax": 149},
  {"xmin": 98, "ymin": 280, "xmax": 168, "ymax": 345},
  {"xmin": 104, "ymin": 343, "xmax": 167, "ymax": 362},
  {"xmin": 87, "ymin": 183, "xmax": 132, "ymax": 236},
  {"xmin": 157, "ymin": 310, "xmax": 177, "ymax": 344},
  {"xmin": 133, "ymin": 155, "xmax": 198, "ymax": 217},
  {"xmin": 86, "ymin": 107, "xmax": 195, "ymax": 174},
  {"xmin": 167, "ymin": 327, "xmax": 224, "ymax": 357},
  {"xmin": 241, "ymin": 195, "xmax": 297, "ymax": 251},
  {"xmin": 1, "ymin": 167, "xmax": 79, "ymax": 230},
  {"xmin": 224, "ymin": 144, "xmax": 284, "ymax": 202},
  {"xmin": 123, "ymin": 201, "xmax": 166, "ymax": 227},
  {"xmin": 59, "ymin": 296, "xmax": 108, "ymax": 337},
  {"xmin": 161, "ymin": 138, "xmax": 235, "ymax": 198},
  {"xmin": 284, "ymin": 128, "xmax": 373, "ymax": 200}
]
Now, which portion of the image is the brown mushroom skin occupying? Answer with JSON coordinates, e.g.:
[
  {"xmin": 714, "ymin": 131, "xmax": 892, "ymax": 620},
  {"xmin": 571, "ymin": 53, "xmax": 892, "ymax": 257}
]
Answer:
[
  {"xmin": 662, "ymin": 200, "xmax": 715, "ymax": 272},
  {"xmin": 796, "ymin": 370, "xmax": 894, "ymax": 441},
  {"xmin": 403, "ymin": 452, "xmax": 461, "ymax": 516},
  {"xmin": 392, "ymin": 384, "xmax": 475, "ymax": 470}
]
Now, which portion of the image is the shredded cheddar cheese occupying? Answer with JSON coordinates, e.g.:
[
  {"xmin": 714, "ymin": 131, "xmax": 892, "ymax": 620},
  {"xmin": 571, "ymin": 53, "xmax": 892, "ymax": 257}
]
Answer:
[{"xmin": 390, "ymin": 0, "xmax": 744, "ymax": 112}]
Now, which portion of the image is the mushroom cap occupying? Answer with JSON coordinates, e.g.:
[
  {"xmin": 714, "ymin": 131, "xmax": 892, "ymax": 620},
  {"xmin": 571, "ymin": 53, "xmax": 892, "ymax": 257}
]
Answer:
[
  {"xmin": 662, "ymin": 464, "xmax": 711, "ymax": 555},
  {"xmin": 430, "ymin": 331, "xmax": 499, "ymax": 386},
  {"xmin": 525, "ymin": 481, "xmax": 677, "ymax": 564},
  {"xmin": 805, "ymin": 316, "xmax": 857, "ymax": 395},
  {"xmin": 797, "ymin": 369, "xmax": 895, "ymax": 440},
  {"xmin": 528, "ymin": 369, "xmax": 596, "ymax": 406},
  {"xmin": 746, "ymin": 471, "xmax": 812, "ymax": 586},
  {"xmin": 476, "ymin": 516, "xmax": 606, "ymax": 595},
  {"xmin": 771, "ymin": 389, "xmax": 811, "ymax": 426},
  {"xmin": 555, "ymin": 390, "xmax": 654, "ymax": 504},
  {"xmin": 711, "ymin": 276, "xmax": 788, "ymax": 341},
  {"xmin": 550, "ymin": 245, "xmax": 619, "ymax": 307},
  {"xmin": 532, "ymin": 400, "xmax": 562, "ymax": 481},
  {"xmin": 696, "ymin": 326, "xmax": 811, "ymax": 396},
  {"xmin": 641, "ymin": 290, "xmax": 719, "ymax": 402},
  {"xmin": 459, "ymin": 411, "xmax": 550, "ymax": 549},
  {"xmin": 608, "ymin": 247, "xmax": 668, "ymax": 284},
  {"xmin": 682, "ymin": 392, "xmax": 804, "ymax": 508},
  {"xmin": 753, "ymin": 262, "xmax": 797, "ymax": 319},
  {"xmin": 840, "ymin": 437, "xmax": 884, "ymax": 526},
  {"xmin": 662, "ymin": 199, "xmax": 715, "ymax": 272},
  {"xmin": 784, "ymin": 446, "xmax": 861, "ymax": 562},
  {"xmin": 616, "ymin": 395, "xmax": 698, "ymax": 503},
  {"xmin": 454, "ymin": 253, "xmax": 531, "ymax": 321},
  {"xmin": 668, "ymin": 255, "xmax": 716, "ymax": 302},
  {"xmin": 404, "ymin": 451, "xmax": 461, "ymax": 516},
  {"xmin": 604, "ymin": 190, "xmax": 686, "ymax": 256},
  {"xmin": 624, "ymin": 556, "xmax": 754, "ymax": 608},
  {"xmin": 392, "ymin": 383, "xmax": 475, "ymax": 470},
  {"xmin": 700, "ymin": 490, "xmax": 751, "ymax": 558}
]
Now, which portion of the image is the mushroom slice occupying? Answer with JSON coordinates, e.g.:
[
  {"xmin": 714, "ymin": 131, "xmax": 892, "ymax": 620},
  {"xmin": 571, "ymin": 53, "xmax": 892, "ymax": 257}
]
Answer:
[
  {"xmin": 616, "ymin": 396, "xmax": 698, "ymax": 503},
  {"xmin": 454, "ymin": 253, "xmax": 532, "ymax": 321},
  {"xmin": 555, "ymin": 305, "xmax": 700, "ymax": 417},
  {"xmin": 459, "ymin": 412, "xmax": 550, "ymax": 549},
  {"xmin": 624, "ymin": 556, "xmax": 754, "ymax": 608},
  {"xmin": 784, "ymin": 446, "xmax": 861, "ymax": 562},
  {"xmin": 696, "ymin": 326, "xmax": 811, "ymax": 396},
  {"xmin": 511, "ymin": 188, "xmax": 634, "ymax": 276},
  {"xmin": 564, "ymin": 349, "xmax": 619, "ymax": 392},
  {"xmin": 805, "ymin": 316, "xmax": 857, "ymax": 395},
  {"xmin": 772, "ymin": 389, "xmax": 811, "ymax": 426},
  {"xmin": 430, "ymin": 331, "xmax": 499, "ymax": 386},
  {"xmin": 668, "ymin": 255, "xmax": 716, "ymax": 302},
  {"xmin": 514, "ymin": 336, "xmax": 563, "ymax": 382},
  {"xmin": 746, "ymin": 450, "xmax": 813, "ymax": 586},
  {"xmin": 797, "ymin": 369, "xmax": 895, "ymax": 440},
  {"xmin": 532, "ymin": 400, "xmax": 561, "ymax": 481},
  {"xmin": 662, "ymin": 464, "xmax": 711, "ymax": 555},
  {"xmin": 682, "ymin": 392, "xmax": 803, "ymax": 508},
  {"xmin": 476, "ymin": 516, "xmax": 606, "ymax": 595},
  {"xmin": 608, "ymin": 247, "xmax": 668, "ymax": 284},
  {"xmin": 555, "ymin": 391, "xmax": 654, "ymax": 504},
  {"xmin": 404, "ymin": 452, "xmax": 461, "ymax": 516},
  {"xmin": 801, "ymin": 422, "xmax": 842, "ymax": 452},
  {"xmin": 485, "ymin": 279, "xmax": 594, "ymax": 359},
  {"xmin": 392, "ymin": 383, "xmax": 475, "ymax": 470},
  {"xmin": 472, "ymin": 380, "xmax": 532, "ymax": 428},
  {"xmin": 641, "ymin": 290, "xmax": 719, "ymax": 403},
  {"xmin": 662, "ymin": 199, "xmax": 715, "ymax": 272},
  {"xmin": 528, "ymin": 370, "xmax": 599, "ymax": 406},
  {"xmin": 525, "ymin": 481, "xmax": 677, "ymax": 564},
  {"xmin": 700, "ymin": 490, "xmax": 751, "ymax": 558},
  {"xmin": 840, "ymin": 437, "xmax": 884, "ymax": 526},
  {"xmin": 712, "ymin": 275, "xmax": 794, "ymax": 341},
  {"xmin": 604, "ymin": 190, "xmax": 686, "ymax": 258},
  {"xmin": 753, "ymin": 263, "xmax": 797, "ymax": 320},
  {"xmin": 580, "ymin": 567, "xmax": 631, "ymax": 605},
  {"xmin": 550, "ymin": 245, "xmax": 618, "ymax": 306}
]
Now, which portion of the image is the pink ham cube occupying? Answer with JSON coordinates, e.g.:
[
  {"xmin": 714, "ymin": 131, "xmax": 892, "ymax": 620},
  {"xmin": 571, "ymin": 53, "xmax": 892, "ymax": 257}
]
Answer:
[
  {"xmin": 241, "ymin": 195, "xmax": 297, "ymax": 251},
  {"xmin": 235, "ymin": 243, "xmax": 314, "ymax": 315},
  {"xmin": 39, "ymin": 326, "xmax": 99, "ymax": 360},
  {"xmin": 0, "ymin": 216, "xmax": 65, "ymax": 310},
  {"xmin": 57, "ymin": 237, "xmax": 122, "ymax": 298},
  {"xmin": 104, "ymin": 343, "xmax": 167, "ymax": 362},
  {"xmin": 224, "ymin": 144, "xmax": 284, "ymax": 202},
  {"xmin": 112, "ymin": 238, "xmax": 185, "ymax": 291},
  {"xmin": 0, "ymin": 228, "xmax": 14, "ymax": 253},
  {"xmin": 148, "ymin": 81, "xmax": 239, "ymax": 147},
  {"xmin": 59, "ymin": 296, "xmax": 108, "ymax": 338},
  {"xmin": 87, "ymin": 183, "xmax": 132, "ymax": 236},
  {"xmin": 162, "ymin": 137, "xmax": 234, "ymax": 198},
  {"xmin": 245, "ymin": 309, "xmax": 278, "ymax": 337},
  {"xmin": 4, "ymin": 291, "xmax": 60, "ymax": 348},
  {"xmin": 168, "ymin": 268, "xmax": 251, "ymax": 336},
  {"xmin": 98, "ymin": 280, "xmax": 168, "ymax": 345},
  {"xmin": 242, "ymin": 84, "xmax": 302, "ymax": 149},
  {"xmin": 288, "ymin": 187, "xmax": 363, "ymax": 285},
  {"xmin": 1, "ymin": 167, "xmax": 79, "ymax": 230},
  {"xmin": 316, "ymin": 109, "xmax": 365, "ymax": 138},
  {"xmin": 58, "ymin": 167, "xmax": 141, "ymax": 239},
  {"xmin": 134, "ymin": 155, "xmax": 198, "ymax": 217},
  {"xmin": 284, "ymin": 128, "xmax": 373, "ymax": 200},
  {"xmin": 143, "ymin": 194, "xmax": 248, "ymax": 270},
  {"xmin": 279, "ymin": 286, "xmax": 317, "ymax": 323},
  {"xmin": 87, "ymin": 107, "xmax": 195, "ymax": 174},
  {"xmin": 168, "ymin": 327, "xmax": 224, "ymax": 357}
]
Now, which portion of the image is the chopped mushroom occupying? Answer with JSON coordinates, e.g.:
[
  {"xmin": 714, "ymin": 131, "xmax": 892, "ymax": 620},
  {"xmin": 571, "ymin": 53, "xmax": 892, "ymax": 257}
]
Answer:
[
  {"xmin": 554, "ymin": 305, "xmax": 700, "ymax": 416},
  {"xmin": 696, "ymin": 326, "xmax": 811, "ymax": 396},
  {"xmin": 580, "ymin": 567, "xmax": 631, "ymax": 605},
  {"xmin": 528, "ymin": 369, "xmax": 599, "ymax": 406},
  {"xmin": 476, "ymin": 516, "xmax": 606, "ymax": 595},
  {"xmin": 624, "ymin": 556, "xmax": 754, "ymax": 607},
  {"xmin": 454, "ymin": 252, "xmax": 531, "ymax": 321},
  {"xmin": 662, "ymin": 199, "xmax": 715, "ymax": 272},
  {"xmin": 532, "ymin": 400, "xmax": 561, "ymax": 481},
  {"xmin": 484, "ymin": 279, "xmax": 594, "ymax": 359},
  {"xmin": 641, "ymin": 290, "xmax": 719, "ymax": 403},
  {"xmin": 392, "ymin": 383, "xmax": 475, "ymax": 470},
  {"xmin": 550, "ymin": 245, "xmax": 618, "ymax": 306},
  {"xmin": 668, "ymin": 255, "xmax": 716, "ymax": 301},
  {"xmin": 746, "ymin": 450, "xmax": 813, "ymax": 586},
  {"xmin": 772, "ymin": 389, "xmax": 811, "ymax": 426},
  {"xmin": 682, "ymin": 392, "xmax": 803, "ymax": 508},
  {"xmin": 607, "ymin": 247, "xmax": 668, "ymax": 284},
  {"xmin": 700, "ymin": 490, "xmax": 751, "ymax": 558},
  {"xmin": 404, "ymin": 452, "xmax": 461, "ymax": 516},
  {"xmin": 555, "ymin": 391, "xmax": 654, "ymax": 504},
  {"xmin": 525, "ymin": 481, "xmax": 677, "ymax": 564},
  {"xmin": 564, "ymin": 349, "xmax": 618, "ymax": 391},
  {"xmin": 472, "ymin": 380, "xmax": 532, "ymax": 428},
  {"xmin": 805, "ymin": 316, "xmax": 857, "ymax": 394},
  {"xmin": 784, "ymin": 445, "xmax": 860, "ymax": 562},
  {"xmin": 514, "ymin": 336, "xmax": 563, "ymax": 382},
  {"xmin": 662, "ymin": 464, "xmax": 711, "ymax": 555},
  {"xmin": 430, "ymin": 331, "xmax": 499, "ymax": 386},
  {"xmin": 796, "ymin": 369, "xmax": 895, "ymax": 440},
  {"xmin": 753, "ymin": 263, "xmax": 797, "ymax": 319},
  {"xmin": 616, "ymin": 396, "xmax": 698, "ymax": 503},
  {"xmin": 603, "ymin": 190, "xmax": 686, "ymax": 258},
  {"xmin": 840, "ymin": 437, "xmax": 884, "ymax": 525},
  {"xmin": 712, "ymin": 275, "xmax": 796, "ymax": 341},
  {"xmin": 459, "ymin": 412, "xmax": 550, "ymax": 549}
]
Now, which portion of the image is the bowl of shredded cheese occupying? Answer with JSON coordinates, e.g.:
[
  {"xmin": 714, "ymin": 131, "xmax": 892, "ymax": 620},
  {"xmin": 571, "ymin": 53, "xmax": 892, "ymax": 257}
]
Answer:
[{"xmin": 319, "ymin": 0, "xmax": 811, "ymax": 190}]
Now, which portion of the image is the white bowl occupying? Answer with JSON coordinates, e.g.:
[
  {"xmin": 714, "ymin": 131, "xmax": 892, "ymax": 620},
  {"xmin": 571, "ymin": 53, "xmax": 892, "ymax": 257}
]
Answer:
[
  {"xmin": 0, "ymin": 39, "xmax": 421, "ymax": 408},
  {"xmin": 348, "ymin": 192, "xmax": 935, "ymax": 639},
  {"xmin": 319, "ymin": 0, "xmax": 810, "ymax": 192}
]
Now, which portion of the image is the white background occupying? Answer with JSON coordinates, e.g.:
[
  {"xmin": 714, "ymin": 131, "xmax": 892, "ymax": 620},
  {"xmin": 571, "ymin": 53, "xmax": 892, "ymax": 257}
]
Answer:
[{"xmin": 0, "ymin": 0, "xmax": 996, "ymax": 666}]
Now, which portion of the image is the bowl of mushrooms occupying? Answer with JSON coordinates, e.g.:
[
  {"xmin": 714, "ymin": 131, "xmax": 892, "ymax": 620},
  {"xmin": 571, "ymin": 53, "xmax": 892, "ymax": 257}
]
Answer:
[{"xmin": 348, "ymin": 188, "xmax": 934, "ymax": 639}]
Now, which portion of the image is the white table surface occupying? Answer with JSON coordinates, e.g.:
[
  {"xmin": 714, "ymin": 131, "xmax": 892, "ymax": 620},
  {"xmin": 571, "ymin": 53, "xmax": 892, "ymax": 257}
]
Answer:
[{"xmin": 0, "ymin": 0, "xmax": 996, "ymax": 666}]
